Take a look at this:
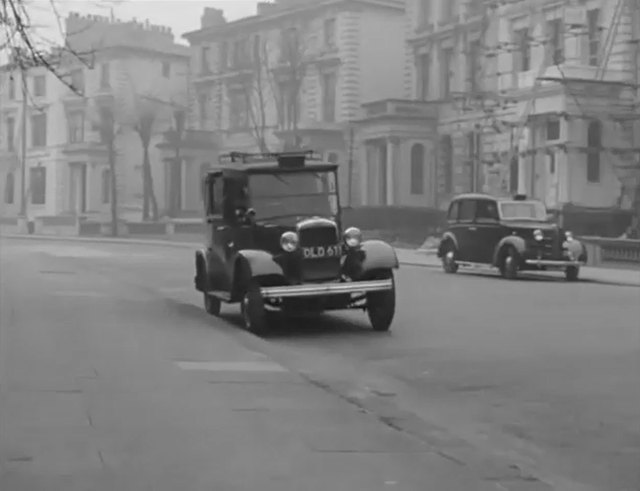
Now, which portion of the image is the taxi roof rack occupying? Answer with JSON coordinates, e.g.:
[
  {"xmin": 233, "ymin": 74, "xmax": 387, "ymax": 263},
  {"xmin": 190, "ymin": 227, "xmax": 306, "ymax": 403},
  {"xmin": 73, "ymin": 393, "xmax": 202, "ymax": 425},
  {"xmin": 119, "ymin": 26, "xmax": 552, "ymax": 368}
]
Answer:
[{"xmin": 219, "ymin": 150, "xmax": 322, "ymax": 167}]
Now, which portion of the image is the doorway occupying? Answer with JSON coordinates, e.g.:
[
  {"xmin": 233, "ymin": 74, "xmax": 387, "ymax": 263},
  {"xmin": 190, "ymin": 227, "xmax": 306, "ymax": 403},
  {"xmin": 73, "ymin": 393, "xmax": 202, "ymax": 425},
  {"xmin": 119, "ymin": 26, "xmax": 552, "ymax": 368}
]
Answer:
[{"xmin": 69, "ymin": 162, "xmax": 87, "ymax": 214}]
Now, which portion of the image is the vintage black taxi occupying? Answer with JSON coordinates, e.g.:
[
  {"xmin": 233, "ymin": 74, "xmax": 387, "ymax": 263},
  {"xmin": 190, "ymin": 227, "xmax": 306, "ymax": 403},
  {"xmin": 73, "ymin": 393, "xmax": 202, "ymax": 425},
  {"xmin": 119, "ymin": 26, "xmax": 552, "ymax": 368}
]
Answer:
[
  {"xmin": 194, "ymin": 151, "xmax": 399, "ymax": 335},
  {"xmin": 437, "ymin": 193, "xmax": 587, "ymax": 281}
]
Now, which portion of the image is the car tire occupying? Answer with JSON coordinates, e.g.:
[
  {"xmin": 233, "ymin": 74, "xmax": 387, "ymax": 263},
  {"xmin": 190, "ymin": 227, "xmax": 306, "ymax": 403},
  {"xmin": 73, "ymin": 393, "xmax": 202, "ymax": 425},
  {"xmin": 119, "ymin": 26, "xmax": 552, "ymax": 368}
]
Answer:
[
  {"xmin": 204, "ymin": 293, "xmax": 221, "ymax": 316},
  {"xmin": 442, "ymin": 243, "xmax": 459, "ymax": 274},
  {"xmin": 366, "ymin": 270, "xmax": 396, "ymax": 332},
  {"xmin": 565, "ymin": 266, "xmax": 580, "ymax": 282},
  {"xmin": 501, "ymin": 247, "xmax": 519, "ymax": 280},
  {"xmin": 240, "ymin": 282, "xmax": 268, "ymax": 335}
]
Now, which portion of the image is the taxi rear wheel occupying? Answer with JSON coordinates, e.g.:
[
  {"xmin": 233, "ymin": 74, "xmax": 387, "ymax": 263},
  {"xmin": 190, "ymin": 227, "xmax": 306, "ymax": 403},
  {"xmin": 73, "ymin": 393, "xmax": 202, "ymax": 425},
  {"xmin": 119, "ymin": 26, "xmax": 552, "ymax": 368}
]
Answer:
[
  {"xmin": 442, "ymin": 243, "xmax": 459, "ymax": 274},
  {"xmin": 500, "ymin": 247, "xmax": 519, "ymax": 280},
  {"xmin": 204, "ymin": 293, "xmax": 221, "ymax": 316}
]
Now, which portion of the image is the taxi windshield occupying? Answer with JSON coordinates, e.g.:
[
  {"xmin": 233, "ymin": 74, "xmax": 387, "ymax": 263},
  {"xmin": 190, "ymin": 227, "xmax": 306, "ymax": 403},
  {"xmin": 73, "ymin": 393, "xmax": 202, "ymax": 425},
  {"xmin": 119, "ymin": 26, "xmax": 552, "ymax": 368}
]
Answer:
[
  {"xmin": 249, "ymin": 171, "xmax": 338, "ymax": 220},
  {"xmin": 499, "ymin": 201, "xmax": 547, "ymax": 221}
]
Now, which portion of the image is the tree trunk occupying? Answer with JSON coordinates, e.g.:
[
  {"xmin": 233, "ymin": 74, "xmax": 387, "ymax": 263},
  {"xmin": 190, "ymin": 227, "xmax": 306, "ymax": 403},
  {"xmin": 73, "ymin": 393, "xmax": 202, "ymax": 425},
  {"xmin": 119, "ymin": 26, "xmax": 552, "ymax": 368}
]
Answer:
[
  {"xmin": 142, "ymin": 164, "xmax": 149, "ymax": 221},
  {"xmin": 143, "ymin": 145, "xmax": 159, "ymax": 221},
  {"xmin": 108, "ymin": 139, "xmax": 118, "ymax": 237}
]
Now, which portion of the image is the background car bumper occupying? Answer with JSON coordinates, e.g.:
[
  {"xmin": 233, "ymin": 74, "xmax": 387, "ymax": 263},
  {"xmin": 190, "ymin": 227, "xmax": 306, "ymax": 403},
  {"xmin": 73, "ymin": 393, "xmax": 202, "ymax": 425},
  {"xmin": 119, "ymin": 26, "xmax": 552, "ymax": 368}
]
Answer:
[
  {"xmin": 524, "ymin": 259, "xmax": 586, "ymax": 268},
  {"xmin": 260, "ymin": 278, "xmax": 393, "ymax": 299}
]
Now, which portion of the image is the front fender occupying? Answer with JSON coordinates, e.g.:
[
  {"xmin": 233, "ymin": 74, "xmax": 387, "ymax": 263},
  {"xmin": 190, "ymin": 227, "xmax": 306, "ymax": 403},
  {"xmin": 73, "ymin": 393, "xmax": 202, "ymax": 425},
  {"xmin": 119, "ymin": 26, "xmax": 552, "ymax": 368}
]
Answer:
[
  {"xmin": 233, "ymin": 249, "xmax": 284, "ymax": 279},
  {"xmin": 492, "ymin": 235, "xmax": 527, "ymax": 266},
  {"xmin": 347, "ymin": 240, "xmax": 399, "ymax": 280},
  {"xmin": 437, "ymin": 232, "xmax": 458, "ymax": 257}
]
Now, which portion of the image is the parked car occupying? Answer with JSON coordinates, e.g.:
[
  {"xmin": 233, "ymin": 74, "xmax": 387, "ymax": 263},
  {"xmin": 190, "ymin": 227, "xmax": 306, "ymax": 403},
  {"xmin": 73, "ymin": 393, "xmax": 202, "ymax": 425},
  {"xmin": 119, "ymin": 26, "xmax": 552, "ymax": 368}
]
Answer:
[
  {"xmin": 194, "ymin": 151, "xmax": 399, "ymax": 335},
  {"xmin": 437, "ymin": 193, "xmax": 587, "ymax": 281}
]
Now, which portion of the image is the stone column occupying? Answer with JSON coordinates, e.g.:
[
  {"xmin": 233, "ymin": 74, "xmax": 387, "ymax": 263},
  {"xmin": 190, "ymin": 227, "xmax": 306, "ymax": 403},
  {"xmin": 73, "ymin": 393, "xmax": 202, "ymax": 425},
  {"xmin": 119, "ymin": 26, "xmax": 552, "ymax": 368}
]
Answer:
[
  {"xmin": 362, "ymin": 142, "xmax": 372, "ymax": 206},
  {"xmin": 180, "ymin": 157, "xmax": 189, "ymax": 211},
  {"xmin": 386, "ymin": 137, "xmax": 399, "ymax": 205}
]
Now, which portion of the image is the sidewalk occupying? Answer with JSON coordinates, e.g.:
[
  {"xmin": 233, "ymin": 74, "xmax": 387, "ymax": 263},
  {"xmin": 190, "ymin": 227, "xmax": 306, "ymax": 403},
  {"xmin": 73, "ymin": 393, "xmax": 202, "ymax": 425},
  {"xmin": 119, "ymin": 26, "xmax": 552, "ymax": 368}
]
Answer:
[{"xmin": 3, "ymin": 231, "xmax": 639, "ymax": 287}]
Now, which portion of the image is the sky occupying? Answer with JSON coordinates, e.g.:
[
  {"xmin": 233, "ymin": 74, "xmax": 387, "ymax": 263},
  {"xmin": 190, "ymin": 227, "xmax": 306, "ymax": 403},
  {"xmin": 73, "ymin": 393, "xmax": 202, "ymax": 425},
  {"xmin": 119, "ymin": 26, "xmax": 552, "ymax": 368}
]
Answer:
[{"xmin": 24, "ymin": 0, "xmax": 260, "ymax": 46}]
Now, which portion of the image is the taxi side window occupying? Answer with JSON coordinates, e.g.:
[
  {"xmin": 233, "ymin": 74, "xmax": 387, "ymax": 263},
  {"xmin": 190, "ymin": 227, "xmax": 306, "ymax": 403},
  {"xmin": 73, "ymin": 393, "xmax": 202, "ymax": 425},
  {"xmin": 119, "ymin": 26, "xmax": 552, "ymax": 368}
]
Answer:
[
  {"xmin": 447, "ymin": 201, "xmax": 460, "ymax": 222},
  {"xmin": 476, "ymin": 200, "xmax": 499, "ymax": 222},
  {"xmin": 204, "ymin": 177, "xmax": 223, "ymax": 216},
  {"xmin": 458, "ymin": 199, "xmax": 476, "ymax": 223}
]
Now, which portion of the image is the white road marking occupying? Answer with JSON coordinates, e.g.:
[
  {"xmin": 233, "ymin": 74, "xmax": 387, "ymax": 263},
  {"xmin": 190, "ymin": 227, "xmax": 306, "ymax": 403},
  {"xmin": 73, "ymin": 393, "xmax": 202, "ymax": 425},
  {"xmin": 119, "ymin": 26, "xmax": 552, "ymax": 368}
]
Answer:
[
  {"xmin": 175, "ymin": 361, "xmax": 288, "ymax": 373},
  {"xmin": 51, "ymin": 291, "xmax": 109, "ymax": 298}
]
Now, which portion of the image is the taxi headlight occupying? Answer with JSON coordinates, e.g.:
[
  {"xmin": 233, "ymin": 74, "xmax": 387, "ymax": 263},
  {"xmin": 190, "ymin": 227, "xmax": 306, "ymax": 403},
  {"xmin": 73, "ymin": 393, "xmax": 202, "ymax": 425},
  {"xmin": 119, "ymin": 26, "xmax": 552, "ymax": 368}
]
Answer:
[
  {"xmin": 280, "ymin": 231, "xmax": 299, "ymax": 252},
  {"xmin": 343, "ymin": 227, "xmax": 362, "ymax": 248},
  {"xmin": 533, "ymin": 229, "xmax": 544, "ymax": 241},
  {"xmin": 564, "ymin": 230, "xmax": 574, "ymax": 242}
]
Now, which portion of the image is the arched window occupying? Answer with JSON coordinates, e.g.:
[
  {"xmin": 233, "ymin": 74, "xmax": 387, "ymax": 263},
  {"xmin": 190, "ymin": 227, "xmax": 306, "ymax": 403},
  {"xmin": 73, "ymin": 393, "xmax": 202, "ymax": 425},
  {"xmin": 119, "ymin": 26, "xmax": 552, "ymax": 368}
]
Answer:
[
  {"xmin": 440, "ymin": 135, "xmax": 453, "ymax": 193},
  {"xmin": 101, "ymin": 169, "xmax": 110, "ymax": 204},
  {"xmin": 410, "ymin": 144, "xmax": 424, "ymax": 194},
  {"xmin": 4, "ymin": 172, "xmax": 15, "ymax": 204},
  {"xmin": 587, "ymin": 120, "xmax": 601, "ymax": 183}
]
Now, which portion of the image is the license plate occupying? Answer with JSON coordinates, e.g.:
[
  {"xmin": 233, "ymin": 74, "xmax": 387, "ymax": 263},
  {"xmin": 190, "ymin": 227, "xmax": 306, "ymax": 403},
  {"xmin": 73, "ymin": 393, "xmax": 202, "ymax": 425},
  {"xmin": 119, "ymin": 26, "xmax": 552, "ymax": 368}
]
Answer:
[{"xmin": 302, "ymin": 244, "xmax": 342, "ymax": 259}]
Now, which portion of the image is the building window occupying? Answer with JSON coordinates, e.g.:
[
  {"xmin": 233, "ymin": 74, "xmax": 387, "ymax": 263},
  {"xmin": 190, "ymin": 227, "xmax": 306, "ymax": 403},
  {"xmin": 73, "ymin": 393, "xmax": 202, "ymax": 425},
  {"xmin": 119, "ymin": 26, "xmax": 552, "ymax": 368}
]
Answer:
[
  {"xmin": 418, "ymin": 0, "xmax": 430, "ymax": 27},
  {"xmin": 232, "ymin": 38, "xmax": 250, "ymax": 68},
  {"xmin": 440, "ymin": 135, "xmax": 453, "ymax": 193},
  {"xmin": 587, "ymin": 9, "xmax": 600, "ymax": 66},
  {"xmin": 410, "ymin": 144, "xmax": 425, "ymax": 194},
  {"xmin": 98, "ymin": 107, "xmax": 113, "ymax": 143},
  {"xmin": 548, "ymin": 19, "xmax": 564, "ymax": 65},
  {"xmin": 416, "ymin": 53, "xmax": 430, "ymax": 100},
  {"xmin": 4, "ymin": 172, "xmax": 14, "ymax": 204},
  {"xmin": 33, "ymin": 75, "xmax": 46, "ymax": 97},
  {"xmin": 162, "ymin": 61, "xmax": 171, "ymax": 78},
  {"xmin": 219, "ymin": 42, "xmax": 228, "ymax": 70},
  {"xmin": 8, "ymin": 76, "xmax": 15, "ymax": 99},
  {"xmin": 441, "ymin": 48, "xmax": 453, "ymax": 98},
  {"xmin": 201, "ymin": 46, "xmax": 210, "ymax": 74},
  {"xmin": 280, "ymin": 27, "xmax": 299, "ymax": 62},
  {"xmin": 31, "ymin": 113, "xmax": 47, "ymax": 147},
  {"xmin": 546, "ymin": 118, "xmax": 560, "ymax": 140},
  {"xmin": 587, "ymin": 120, "xmax": 601, "ymax": 183},
  {"xmin": 514, "ymin": 28, "xmax": 530, "ymax": 71},
  {"xmin": 548, "ymin": 151, "xmax": 556, "ymax": 174},
  {"xmin": 324, "ymin": 18, "xmax": 336, "ymax": 48},
  {"xmin": 100, "ymin": 63, "xmax": 110, "ymax": 88},
  {"xmin": 441, "ymin": 0, "xmax": 455, "ymax": 23},
  {"xmin": 467, "ymin": 41, "xmax": 481, "ymax": 92},
  {"xmin": 70, "ymin": 69, "xmax": 84, "ymax": 93},
  {"xmin": 29, "ymin": 167, "xmax": 46, "ymax": 205},
  {"xmin": 6, "ymin": 117, "xmax": 15, "ymax": 151},
  {"xmin": 228, "ymin": 91, "xmax": 248, "ymax": 129},
  {"xmin": 101, "ymin": 169, "xmax": 110, "ymax": 203},
  {"xmin": 67, "ymin": 111, "xmax": 85, "ymax": 143},
  {"xmin": 252, "ymin": 34, "xmax": 262, "ymax": 64},
  {"xmin": 198, "ymin": 93, "xmax": 208, "ymax": 127},
  {"xmin": 321, "ymin": 71, "xmax": 337, "ymax": 122}
]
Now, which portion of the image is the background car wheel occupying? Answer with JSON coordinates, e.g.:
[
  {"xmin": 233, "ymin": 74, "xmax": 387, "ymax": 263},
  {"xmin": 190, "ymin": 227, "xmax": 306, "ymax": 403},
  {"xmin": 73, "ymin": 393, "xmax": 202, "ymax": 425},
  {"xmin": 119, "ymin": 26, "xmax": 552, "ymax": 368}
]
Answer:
[
  {"xmin": 565, "ymin": 266, "xmax": 580, "ymax": 282},
  {"xmin": 442, "ymin": 244, "xmax": 459, "ymax": 274},
  {"xmin": 203, "ymin": 293, "xmax": 221, "ymax": 316},
  {"xmin": 240, "ymin": 282, "xmax": 268, "ymax": 335},
  {"xmin": 366, "ymin": 270, "xmax": 396, "ymax": 332},
  {"xmin": 501, "ymin": 247, "xmax": 519, "ymax": 280}
]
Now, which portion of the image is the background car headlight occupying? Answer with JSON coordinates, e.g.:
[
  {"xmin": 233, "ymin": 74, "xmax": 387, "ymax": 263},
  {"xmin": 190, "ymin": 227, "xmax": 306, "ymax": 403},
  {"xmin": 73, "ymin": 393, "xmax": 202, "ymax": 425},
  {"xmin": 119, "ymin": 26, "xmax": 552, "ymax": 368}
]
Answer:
[
  {"xmin": 343, "ymin": 227, "xmax": 362, "ymax": 248},
  {"xmin": 533, "ymin": 229, "xmax": 544, "ymax": 241},
  {"xmin": 280, "ymin": 231, "xmax": 299, "ymax": 252},
  {"xmin": 564, "ymin": 231, "xmax": 574, "ymax": 242}
]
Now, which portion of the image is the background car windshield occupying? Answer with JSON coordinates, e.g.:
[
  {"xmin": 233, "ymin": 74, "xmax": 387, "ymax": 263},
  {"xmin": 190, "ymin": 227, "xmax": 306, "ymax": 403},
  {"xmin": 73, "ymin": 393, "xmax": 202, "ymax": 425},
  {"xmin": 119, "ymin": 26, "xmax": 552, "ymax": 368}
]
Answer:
[
  {"xmin": 499, "ymin": 201, "xmax": 547, "ymax": 220},
  {"xmin": 250, "ymin": 171, "xmax": 338, "ymax": 218}
]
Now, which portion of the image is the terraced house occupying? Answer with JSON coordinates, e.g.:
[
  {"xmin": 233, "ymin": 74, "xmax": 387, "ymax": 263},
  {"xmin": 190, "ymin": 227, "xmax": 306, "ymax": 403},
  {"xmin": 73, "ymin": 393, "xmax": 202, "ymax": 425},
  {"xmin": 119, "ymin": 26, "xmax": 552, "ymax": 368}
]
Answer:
[
  {"xmin": 0, "ymin": 13, "xmax": 189, "ymax": 220},
  {"xmin": 386, "ymin": 0, "xmax": 640, "ymax": 213},
  {"xmin": 183, "ymin": 0, "xmax": 406, "ymax": 203}
]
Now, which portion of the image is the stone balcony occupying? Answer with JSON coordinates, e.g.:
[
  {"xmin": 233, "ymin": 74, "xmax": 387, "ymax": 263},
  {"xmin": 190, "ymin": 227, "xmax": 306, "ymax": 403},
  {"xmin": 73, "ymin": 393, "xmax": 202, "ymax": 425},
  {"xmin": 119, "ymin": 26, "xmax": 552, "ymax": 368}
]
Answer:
[{"xmin": 358, "ymin": 99, "xmax": 439, "ymax": 122}]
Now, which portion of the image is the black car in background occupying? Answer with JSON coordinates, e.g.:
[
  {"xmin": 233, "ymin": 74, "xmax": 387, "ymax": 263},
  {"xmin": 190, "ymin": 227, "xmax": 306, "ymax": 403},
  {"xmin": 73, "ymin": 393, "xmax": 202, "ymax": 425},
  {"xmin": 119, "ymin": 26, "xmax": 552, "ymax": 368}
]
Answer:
[
  {"xmin": 194, "ymin": 151, "xmax": 399, "ymax": 335},
  {"xmin": 437, "ymin": 193, "xmax": 587, "ymax": 281}
]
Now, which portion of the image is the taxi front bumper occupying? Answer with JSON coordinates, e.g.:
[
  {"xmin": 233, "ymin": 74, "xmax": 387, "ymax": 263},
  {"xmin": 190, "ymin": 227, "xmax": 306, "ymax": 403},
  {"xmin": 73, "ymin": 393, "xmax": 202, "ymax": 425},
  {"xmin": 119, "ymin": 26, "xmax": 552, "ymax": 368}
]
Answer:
[
  {"xmin": 524, "ymin": 259, "xmax": 585, "ymax": 268},
  {"xmin": 260, "ymin": 278, "xmax": 393, "ymax": 299}
]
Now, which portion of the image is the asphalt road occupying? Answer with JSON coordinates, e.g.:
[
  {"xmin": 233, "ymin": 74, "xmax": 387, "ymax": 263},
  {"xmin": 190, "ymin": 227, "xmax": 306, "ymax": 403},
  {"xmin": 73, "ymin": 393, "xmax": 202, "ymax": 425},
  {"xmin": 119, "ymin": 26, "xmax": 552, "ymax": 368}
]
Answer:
[{"xmin": 1, "ymin": 238, "xmax": 639, "ymax": 491}]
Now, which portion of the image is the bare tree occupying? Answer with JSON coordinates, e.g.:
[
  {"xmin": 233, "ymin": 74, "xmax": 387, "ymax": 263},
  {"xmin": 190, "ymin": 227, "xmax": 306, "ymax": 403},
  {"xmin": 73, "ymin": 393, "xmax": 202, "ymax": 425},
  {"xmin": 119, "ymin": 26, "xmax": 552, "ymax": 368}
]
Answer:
[
  {"xmin": 240, "ymin": 28, "xmax": 308, "ymax": 152},
  {"xmin": 133, "ymin": 104, "xmax": 159, "ymax": 221}
]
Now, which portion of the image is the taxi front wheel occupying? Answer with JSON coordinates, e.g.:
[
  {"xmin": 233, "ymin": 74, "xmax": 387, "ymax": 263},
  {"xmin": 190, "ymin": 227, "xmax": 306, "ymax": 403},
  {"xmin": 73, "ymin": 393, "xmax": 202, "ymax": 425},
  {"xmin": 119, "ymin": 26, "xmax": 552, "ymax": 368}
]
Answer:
[
  {"xmin": 241, "ymin": 282, "xmax": 268, "ymax": 335},
  {"xmin": 565, "ymin": 266, "xmax": 580, "ymax": 282},
  {"xmin": 500, "ymin": 246, "xmax": 519, "ymax": 280},
  {"xmin": 441, "ymin": 244, "xmax": 459, "ymax": 274}
]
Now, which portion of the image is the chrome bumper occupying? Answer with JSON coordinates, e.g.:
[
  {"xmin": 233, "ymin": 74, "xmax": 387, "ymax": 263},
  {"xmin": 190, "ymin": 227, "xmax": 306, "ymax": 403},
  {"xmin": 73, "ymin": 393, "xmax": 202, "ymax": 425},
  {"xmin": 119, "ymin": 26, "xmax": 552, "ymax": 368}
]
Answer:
[
  {"xmin": 525, "ymin": 259, "xmax": 585, "ymax": 268},
  {"xmin": 260, "ymin": 278, "xmax": 393, "ymax": 299}
]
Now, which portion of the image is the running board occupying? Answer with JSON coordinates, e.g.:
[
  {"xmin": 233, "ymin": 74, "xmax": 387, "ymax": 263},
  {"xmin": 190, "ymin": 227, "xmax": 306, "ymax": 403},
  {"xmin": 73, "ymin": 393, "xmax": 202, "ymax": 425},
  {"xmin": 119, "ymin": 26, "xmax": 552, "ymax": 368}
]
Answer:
[{"xmin": 260, "ymin": 279, "xmax": 393, "ymax": 299}]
